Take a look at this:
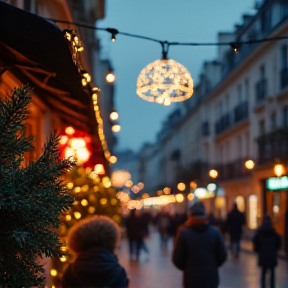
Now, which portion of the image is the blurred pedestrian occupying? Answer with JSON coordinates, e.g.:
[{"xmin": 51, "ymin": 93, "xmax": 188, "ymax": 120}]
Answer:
[
  {"xmin": 62, "ymin": 215, "xmax": 129, "ymax": 288},
  {"xmin": 125, "ymin": 209, "xmax": 145, "ymax": 261},
  {"xmin": 226, "ymin": 202, "xmax": 245, "ymax": 258},
  {"xmin": 252, "ymin": 215, "xmax": 281, "ymax": 288},
  {"xmin": 157, "ymin": 210, "xmax": 171, "ymax": 247},
  {"xmin": 172, "ymin": 201, "xmax": 227, "ymax": 288}
]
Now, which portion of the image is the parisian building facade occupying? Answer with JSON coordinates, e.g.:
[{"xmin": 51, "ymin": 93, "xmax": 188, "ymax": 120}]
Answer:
[{"xmin": 124, "ymin": 0, "xmax": 288, "ymax": 243}]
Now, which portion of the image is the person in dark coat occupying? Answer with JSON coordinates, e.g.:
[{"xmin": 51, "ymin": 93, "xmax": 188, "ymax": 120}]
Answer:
[
  {"xmin": 252, "ymin": 215, "xmax": 281, "ymax": 288},
  {"xmin": 226, "ymin": 202, "xmax": 245, "ymax": 257},
  {"xmin": 62, "ymin": 215, "xmax": 129, "ymax": 288},
  {"xmin": 172, "ymin": 201, "xmax": 227, "ymax": 288},
  {"xmin": 125, "ymin": 209, "xmax": 145, "ymax": 261}
]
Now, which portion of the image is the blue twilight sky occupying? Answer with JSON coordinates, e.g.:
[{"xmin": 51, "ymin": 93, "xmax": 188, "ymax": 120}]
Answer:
[{"xmin": 97, "ymin": 0, "xmax": 256, "ymax": 152}]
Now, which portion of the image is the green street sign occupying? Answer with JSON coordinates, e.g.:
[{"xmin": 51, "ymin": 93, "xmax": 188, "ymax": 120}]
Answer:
[{"xmin": 266, "ymin": 176, "xmax": 288, "ymax": 191}]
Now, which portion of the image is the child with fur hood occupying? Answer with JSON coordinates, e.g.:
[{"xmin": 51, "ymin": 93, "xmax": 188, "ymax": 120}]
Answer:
[{"xmin": 62, "ymin": 215, "xmax": 129, "ymax": 288}]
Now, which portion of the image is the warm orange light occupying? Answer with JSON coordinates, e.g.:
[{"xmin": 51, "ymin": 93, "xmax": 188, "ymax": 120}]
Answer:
[
  {"xmin": 109, "ymin": 155, "xmax": 117, "ymax": 164},
  {"xmin": 110, "ymin": 111, "xmax": 119, "ymax": 121},
  {"xmin": 209, "ymin": 169, "xmax": 218, "ymax": 179},
  {"xmin": 245, "ymin": 160, "xmax": 255, "ymax": 170},
  {"xmin": 111, "ymin": 124, "xmax": 121, "ymax": 133},
  {"xmin": 175, "ymin": 194, "xmax": 184, "ymax": 203},
  {"xmin": 94, "ymin": 164, "xmax": 105, "ymax": 175},
  {"xmin": 70, "ymin": 138, "xmax": 86, "ymax": 150},
  {"xmin": 177, "ymin": 182, "xmax": 186, "ymax": 191},
  {"xmin": 187, "ymin": 193, "xmax": 195, "ymax": 201},
  {"xmin": 190, "ymin": 181, "xmax": 197, "ymax": 189},
  {"xmin": 76, "ymin": 147, "xmax": 90, "ymax": 162},
  {"xmin": 74, "ymin": 212, "xmax": 81, "ymax": 219},
  {"xmin": 59, "ymin": 135, "xmax": 68, "ymax": 145},
  {"xmin": 64, "ymin": 147, "xmax": 75, "ymax": 158},
  {"xmin": 106, "ymin": 72, "xmax": 115, "ymax": 83},
  {"xmin": 125, "ymin": 180, "xmax": 133, "ymax": 187},
  {"xmin": 163, "ymin": 187, "xmax": 171, "ymax": 194},
  {"xmin": 274, "ymin": 164, "xmax": 285, "ymax": 177},
  {"xmin": 65, "ymin": 126, "xmax": 75, "ymax": 135}
]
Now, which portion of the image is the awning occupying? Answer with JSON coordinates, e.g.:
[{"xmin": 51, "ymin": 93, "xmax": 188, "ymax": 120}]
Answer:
[{"xmin": 0, "ymin": 1, "xmax": 96, "ymax": 134}]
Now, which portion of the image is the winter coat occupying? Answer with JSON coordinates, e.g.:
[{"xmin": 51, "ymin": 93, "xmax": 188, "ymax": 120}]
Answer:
[
  {"xmin": 172, "ymin": 217, "xmax": 227, "ymax": 288},
  {"xmin": 226, "ymin": 208, "xmax": 245, "ymax": 240},
  {"xmin": 252, "ymin": 224, "xmax": 281, "ymax": 267},
  {"xmin": 62, "ymin": 247, "xmax": 129, "ymax": 288}
]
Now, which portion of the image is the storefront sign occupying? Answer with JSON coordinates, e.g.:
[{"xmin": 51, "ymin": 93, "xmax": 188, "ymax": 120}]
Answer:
[{"xmin": 266, "ymin": 176, "xmax": 288, "ymax": 191}]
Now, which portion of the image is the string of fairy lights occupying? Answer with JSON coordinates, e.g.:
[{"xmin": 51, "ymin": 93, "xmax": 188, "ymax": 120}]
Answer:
[{"xmin": 60, "ymin": 18, "xmax": 288, "ymax": 164}]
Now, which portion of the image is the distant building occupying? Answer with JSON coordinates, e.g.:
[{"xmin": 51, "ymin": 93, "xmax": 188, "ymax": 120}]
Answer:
[{"xmin": 133, "ymin": 0, "xmax": 288, "ymax": 247}]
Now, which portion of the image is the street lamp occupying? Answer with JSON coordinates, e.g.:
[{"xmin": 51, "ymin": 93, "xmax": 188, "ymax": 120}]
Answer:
[
  {"xmin": 106, "ymin": 70, "xmax": 115, "ymax": 83},
  {"xmin": 274, "ymin": 164, "xmax": 285, "ymax": 177},
  {"xmin": 177, "ymin": 182, "xmax": 186, "ymax": 191},
  {"xmin": 110, "ymin": 110, "xmax": 119, "ymax": 121},
  {"xmin": 245, "ymin": 159, "xmax": 255, "ymax": 170},
  {"xmin": 111, "ymin": 123, "xmax": 121, "ymax": 133},
  {"xmin": 209, "ymin": 169, "xmax": 218, "ymax": 179}
]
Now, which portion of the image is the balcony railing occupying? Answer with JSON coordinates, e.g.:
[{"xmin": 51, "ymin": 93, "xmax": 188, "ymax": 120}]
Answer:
[
  {"xmin": 201, "ymin": 121, "xmax": 210, "ymax": 137},
  {"xmin": 280, "ymin": 67, "xmax": 288, "ymax": 90},
  {"xmin": 215, "ymin": 113, "xmax": 231, "ymax": 135},
  {"xmin": 255, "ymin": 78, "xmax": 267, "ymax": 104},
  {"xmin": 257, "ymin": 128, "xmax": 288, "ymax": 164},
  {"xmin": 234, "ymin": 102, "xmax": 249, "ymax": 123},
  {"xmin": 216, "ymin": 158, "xmax": 251, "ymax": 181}
]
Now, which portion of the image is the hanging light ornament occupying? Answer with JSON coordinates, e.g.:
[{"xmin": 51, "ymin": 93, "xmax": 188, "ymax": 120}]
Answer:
[{"xmin": 136, "ymin": 42, "xmax": 194, "ymax": 106}]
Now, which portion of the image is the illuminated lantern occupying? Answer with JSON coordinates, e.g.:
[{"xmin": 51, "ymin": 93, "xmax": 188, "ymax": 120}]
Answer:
[
  {"xmin": 111, "ymin": 123, "xmax": 121, "ymax": 133},
  {"xmin": 136, "ymin": 58, "xmax": 194, "ymax": 105}
]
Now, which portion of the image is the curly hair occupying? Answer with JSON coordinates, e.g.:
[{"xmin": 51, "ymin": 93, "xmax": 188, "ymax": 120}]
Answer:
[{"xmin": 67, "ymin": 215, "xmax": 120, "ymax": 254}]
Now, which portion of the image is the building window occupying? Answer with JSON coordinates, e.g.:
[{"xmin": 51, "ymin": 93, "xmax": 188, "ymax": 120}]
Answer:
[
  {"xmin": 270, "ymin": 112, "xmax": 277, "ymax": 131},
  {"xmin": 281, "ymin": 45, "xmax": 288, "ymax": 69},
  {"xmin": 259, "ymin": 119, "xmax": 265, "ymax": 135},
  {"xmin": 235, "ymin": 196, "xmax": 245, "ymax": 213},
  {"xmin": 244, "ymin": 79, "xmax": 249, "ymax": 101},
  {"xmin": 249, "ymin": 195, "xmax": 258, "ymax": 229},
  {"xmin": 260, "ymin": 64, "xmax": 265, "ymax": 79},
  {"xmin": 283, "ymin": 105, "xmax": 288, "ymax": 127},
  {"xmin": 225, "ymin": 94, "xmax": 229, "ymax": 113},
  {"xmin": 237, "ymin": 84, "xmax": 242, "ymax": 104}
]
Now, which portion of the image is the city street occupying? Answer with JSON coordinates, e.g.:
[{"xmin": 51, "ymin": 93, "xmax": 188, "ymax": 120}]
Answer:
[{"xmin": 117, "ymin": 229, "xmax": 288, "ymax": 288}]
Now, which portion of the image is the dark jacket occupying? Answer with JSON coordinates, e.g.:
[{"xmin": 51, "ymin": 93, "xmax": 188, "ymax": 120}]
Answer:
[
  {"xmin": 226, "ymin": 207, "xmax": 245, "ymax": 240},
  {"xmin": 172, "ymin": 217, "xmax": 227, "ymax": 288},
  {"xmin": 252, "ymin": 223, "xmax": 281, "ymax": 267},
  {"xmin": 62, "ymin": 248, "xmax": 129, "ymax": 288},
  {"xmin": 125, "ymin": 212, "xmax": 145, "ymax": 242}
]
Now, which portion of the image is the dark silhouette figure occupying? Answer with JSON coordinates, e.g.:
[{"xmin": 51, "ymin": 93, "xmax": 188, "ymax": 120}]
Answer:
[
  {"xmin": 172, "ymin": 201, "xmax": 227, "ymax": 288},
  {"xmin": 157, "ymin": 211, "xmax": 171, "ymax": 247},
  {"xmin": 125, "ymin": 209, "xmax": 145, "ymax": 261},
  {"xmin": 226, "ymin": 202, "xmax": 245, "ymax": 257},
  {"xmin": 252, "ymin": 215, "xmax": 281, "ymax": 288}
]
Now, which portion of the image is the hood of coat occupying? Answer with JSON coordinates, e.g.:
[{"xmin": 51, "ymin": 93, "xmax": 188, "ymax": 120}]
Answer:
[
  {"xmin": 185, "ymin": 216, "xmax": 209, "ymax": 232},
  {"xmin": 63, "ymin": 247, "xmax": 125, "ymax": 288},
  {"xmin": 258, "ymin": 222, "xmax": 276, "ymax": 236}
]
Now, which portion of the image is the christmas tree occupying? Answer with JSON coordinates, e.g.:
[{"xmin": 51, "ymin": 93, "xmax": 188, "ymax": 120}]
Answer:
[
  {"xmin": 0, "ymin": 86, "xmax": 74, "ymax": 288},
  {"xmin": 51, "ymin": 166, "xmax": 121, "ymax": 286}
]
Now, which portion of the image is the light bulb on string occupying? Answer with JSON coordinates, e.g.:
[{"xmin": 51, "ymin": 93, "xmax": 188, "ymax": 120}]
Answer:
[
  {"xmin": 110, "ymin": 110, "xmax": 119, "ymax": 121},
  {"xmin": 136, "ymin": 42, "xmax": 193, "ymax": 106}
]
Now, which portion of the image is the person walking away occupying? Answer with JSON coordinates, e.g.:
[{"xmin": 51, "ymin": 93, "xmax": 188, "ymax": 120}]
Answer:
[
  {"xmin": 62, "ymin": 215, "xmax": 129, "ymax": 288},
  {"xmin": 172, "ymin": 201, "xmax": 227, "ymax": 288},
  {"xmin": 252, "ymin": 215, "xmax": 281, "ymax": 288},
  {"xmin": 157, "ymin": 210, "xmax": 171, "ymax": 247},
  {"xmin": 125, "ymin": 209, "xmax": 145, "ymax": 261},
  {"xmin": 226, "ymin": 202, "xmax": 245, "ymax": 258}
]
